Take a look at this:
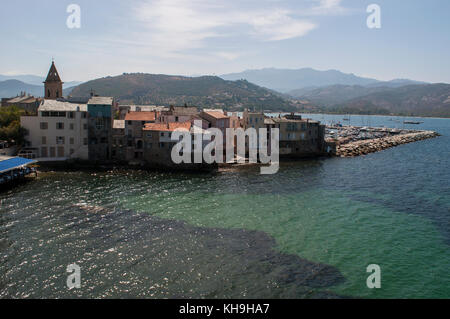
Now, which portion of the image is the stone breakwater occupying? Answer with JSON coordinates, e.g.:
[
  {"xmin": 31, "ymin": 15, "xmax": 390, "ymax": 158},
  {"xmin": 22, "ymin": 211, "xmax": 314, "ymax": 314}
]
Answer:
[{"xmin": 336, "ymin": 130, "xmax": 440, "ymax": 157}]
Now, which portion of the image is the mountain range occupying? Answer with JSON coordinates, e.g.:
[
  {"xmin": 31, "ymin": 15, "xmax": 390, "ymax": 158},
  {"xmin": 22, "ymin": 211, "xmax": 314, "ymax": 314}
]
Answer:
[
  {"xmin": 2, "ymin": 68, "xmax": 449, "ymax": 117},
  {"xmin": 0, "ymin": 75, "xmax": 82, "ymax": 98},
  {"xmin": 69, "ymin": 73, "xmax": 299, "ymax": 111},
  {"xmin": 327, "ymin": 83, "xmax": 450, "ymax": 118},
  {"xmin": 220, "ymin": 68, "xmax": 426, "ymax": 93}
]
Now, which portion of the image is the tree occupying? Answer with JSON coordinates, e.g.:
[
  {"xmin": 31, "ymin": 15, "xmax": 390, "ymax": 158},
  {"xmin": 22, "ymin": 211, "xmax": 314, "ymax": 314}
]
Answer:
[{"xmin": 0, "ymin": 105, "xmax": 26, "ymax": 145}]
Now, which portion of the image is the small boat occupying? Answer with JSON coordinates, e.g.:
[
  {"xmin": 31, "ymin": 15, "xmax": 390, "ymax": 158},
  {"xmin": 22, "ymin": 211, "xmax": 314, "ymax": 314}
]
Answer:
[{"xmin": 404, "ymin": 121, "xmax": 423, "ymax": 125}]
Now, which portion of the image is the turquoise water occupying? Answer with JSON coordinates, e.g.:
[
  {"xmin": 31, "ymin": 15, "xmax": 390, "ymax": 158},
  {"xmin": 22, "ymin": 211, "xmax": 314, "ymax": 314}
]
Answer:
[{"xmin": 0, "ymin": 114, "xmax": 449, "ymax": 298}]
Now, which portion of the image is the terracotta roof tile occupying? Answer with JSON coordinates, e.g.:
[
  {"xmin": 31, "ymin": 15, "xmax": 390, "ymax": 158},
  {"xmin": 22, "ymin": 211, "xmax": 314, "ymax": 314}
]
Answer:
[
  {"xmin": 143, "ymin": 121, "xmax": 191, "ymax": 132},
  {"xmin": 125, "ymin": 111, "xmax": 158, "ymax": 122},
  {"xmin": 203, "ymin": 111, "xmax": 229, "ymax": 119}
]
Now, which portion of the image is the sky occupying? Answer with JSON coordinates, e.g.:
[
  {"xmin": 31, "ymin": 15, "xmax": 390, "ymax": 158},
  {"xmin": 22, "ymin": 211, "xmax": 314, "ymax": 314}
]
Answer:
[{"xmin": 0, "ymin": 0, "xmax": 449, "ymax": 83}]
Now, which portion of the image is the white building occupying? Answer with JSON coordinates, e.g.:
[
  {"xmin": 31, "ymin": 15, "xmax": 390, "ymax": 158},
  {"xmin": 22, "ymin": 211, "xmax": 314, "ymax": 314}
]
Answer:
[{"xmin": 21, "ymin": 100, "xmax": 89, "ymax": 161}]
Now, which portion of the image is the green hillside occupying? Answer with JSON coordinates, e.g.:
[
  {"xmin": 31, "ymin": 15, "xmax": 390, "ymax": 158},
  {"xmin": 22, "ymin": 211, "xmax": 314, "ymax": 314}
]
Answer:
[{"xmin": 69, "ymin": 73, "xmax": 300, "ymax": 111}]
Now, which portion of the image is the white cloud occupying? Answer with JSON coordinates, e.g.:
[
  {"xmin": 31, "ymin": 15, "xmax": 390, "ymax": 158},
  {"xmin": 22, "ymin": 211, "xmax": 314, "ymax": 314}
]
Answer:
[
  {"xmin": 306, "ymin": 0, "xmax": 349, "ymax": 15},
  {"xmin": 249, "ymin": 9, "xmax": 316, "ymax": 41},
  {"xmin": 132, "ymin": 0, "xmax": 323, "ymax": 55}
]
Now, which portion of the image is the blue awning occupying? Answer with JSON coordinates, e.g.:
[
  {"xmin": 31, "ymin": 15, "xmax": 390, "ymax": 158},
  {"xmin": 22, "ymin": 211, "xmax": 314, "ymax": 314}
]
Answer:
[{"xmin": 0, "ymin": 157, "xmax": 36, "ymax": 173}]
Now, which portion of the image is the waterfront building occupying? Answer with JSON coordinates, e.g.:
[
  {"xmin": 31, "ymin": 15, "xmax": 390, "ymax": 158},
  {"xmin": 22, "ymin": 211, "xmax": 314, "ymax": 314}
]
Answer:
[
  {"xmin": 118, "ymin": 105, "xmax": 167, "ymax": 120},
  {"xmin": 123, "ymin": 111, "xmax": 159, "ymax": 161},
  {"xmin": 142, "ymin": 121, "xmax": 191, "ymax": 167},
  {"xmin": 142, "ymin": 121, "xmax": 213, "ymax": 169},
  {"xmin": 243, "ymin": 109, "xmax": 265, "ymax": 131},
  {"xmin": 226, "ymin": 112, "xmax": 242, "ymax": 129},
  {"xmin": 265, "ymin": 113, "xmax": 326, "ymax": 157},
  {"xmin": 199, "ymin": 110, "xmax": 230, "ymax": 134},
  {"xmin": 111, "ymin": 120, "xmax": 126, "ymax": 162},
  {"xmin": 159, "ymin": 105, "xmax": 199, "ymax": 123},
  {"xmin": 242, "ymin": 109, "xmax": 265, "ymax": 156},
  {"xmin": 86, "ymin": 96, "xmax": 114, "ymax": 161},
  {"xmin": 20, "ymin": 100, "xmax": 89, "ymax": 160}
]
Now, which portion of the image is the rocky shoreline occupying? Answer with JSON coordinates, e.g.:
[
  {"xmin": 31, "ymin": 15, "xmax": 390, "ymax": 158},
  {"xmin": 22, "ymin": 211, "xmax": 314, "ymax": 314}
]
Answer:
[{"xmin": 336, "ymin": 130, "xmax": 440, "ymax": 157}]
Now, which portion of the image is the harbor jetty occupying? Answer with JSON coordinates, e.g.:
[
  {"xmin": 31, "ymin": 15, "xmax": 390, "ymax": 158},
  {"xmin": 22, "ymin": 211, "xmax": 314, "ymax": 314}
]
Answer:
[{"xmin": 326, "ymin": 126, "xmax": 440, "ymax": 157}]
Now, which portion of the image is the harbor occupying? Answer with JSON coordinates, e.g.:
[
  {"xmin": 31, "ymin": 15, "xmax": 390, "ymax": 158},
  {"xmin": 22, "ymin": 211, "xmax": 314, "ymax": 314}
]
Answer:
[{"xmin": 325, "ymin": 125, "xmax": 440, "ymax": 157}]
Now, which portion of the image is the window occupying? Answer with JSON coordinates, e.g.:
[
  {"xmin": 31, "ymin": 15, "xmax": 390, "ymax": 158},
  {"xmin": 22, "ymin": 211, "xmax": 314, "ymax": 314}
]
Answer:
[
  {"xmin": 83, "ymin": 138, "xmax": 88, "ymax": 146},
  {"xmin": 159, "ymin": 142, "xmax": 165, "ymax": 148},
  {"xmin": 47, "ymin": 89, "xmax": 51, "ymax": 98},
  {"xmin": 41, "ymin": 136, "xmax": 47, "ymax": 145},
  {"xmin": 146, "ymin": 133, "xmax": 152, "ymax": 138},
  {"xmin": 57, "ymin": 146, "xmax": 64, "ymax": 157},
  {"xmin": 56, "ymin": 122, "xmax": 64, "ymax": 130},
  {"xmin": 82, "ymin": 113, "xmax": 87, "ymax": 119},
  {"xmin": 41, "ymin": 111, "xmax": 49, "ymax": 117},
  {"xmin": 56, "ymin": 136, "xmax": 65, "ymax": 145},
  {"xmin": 160, "ymin": 132, "xmax": 164, "ymax": 137},
  {"xmin": 70, "ymin": 123, "xmax": 74, "ymax": 130},
  {"xmin": 95, "ymin": 118, "xmax": 104, "ymax": 130},
  {"xmin": 128, "ymin": 121, "xmax": 132, "ymax": 125},
  {"xmin": 70, "ymin": 137, "xmax": 74, "ymax": 145},
  {"xmin": 68, "ymin": 112, "xmax": 75, "ymax": 119},
  {"xmin": 40, "ymin": 122, "xmax": 48, "ymax": 130},
  {"xmin": 175, "ymin": 116, "xmax": 179, "ymax": 122},
  {"xmin": 51, "ymin": 112, "xmax": 66, "ymax": 117},
  {"xmin": 41, "ymin": 147, "xmax": 48, "ymax": 157}
]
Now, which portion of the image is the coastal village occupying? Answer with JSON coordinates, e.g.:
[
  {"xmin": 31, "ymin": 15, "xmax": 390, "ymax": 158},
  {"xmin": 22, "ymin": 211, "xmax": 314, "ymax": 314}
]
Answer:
[{"xmin": 0, "ymin": 61, "xmax": 439, "ymax": 185}]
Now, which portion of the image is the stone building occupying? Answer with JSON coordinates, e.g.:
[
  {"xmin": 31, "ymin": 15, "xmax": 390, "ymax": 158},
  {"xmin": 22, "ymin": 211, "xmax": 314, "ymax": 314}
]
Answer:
[
  {"xmin": 142, "ymin": 121, "xmax": 190, "ymax": 167},
  {"xmin": 111, "ymin": 120, "xmax": 126, "ymax": 162},
  {"xmin": 243, "ymin": 109, "xmax": 265, "ymax": 131},
  {"xmin": 141, "ymin": 121, "xmax": 213, "ymax": 170},
  {"xmin": 87, "ymin": 96, "xmax": 114, "ymax": 161},
  {"xmin": 264, "ymin": 113, "xmax": 326, "ymax": 157},
  {"xmin": 118, "ymin": 105, "xmax": 167, "ymax": 120},
  {"xmin": 123, "ymin": 111, "xmax": 159, "ymax": 161},
  {"xmin": 20, "ymin": 100, "xmax": 89, "ymax": 160},
  {"xmin": 44, "ymin": 61, "xmax": 63, "ymax": 100},
  {"xmin": 1, "ymin": 94, "xmax": 42, "ymax": 114},
  {"xmin": 159, "ymin": 105, "xmax": 198, "ymax": 123}
]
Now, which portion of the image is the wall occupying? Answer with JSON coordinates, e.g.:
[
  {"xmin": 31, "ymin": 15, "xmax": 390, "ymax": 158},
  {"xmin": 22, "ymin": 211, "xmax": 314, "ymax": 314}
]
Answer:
[{"xmin": 21, "ymin": 111, "xmax": 89, "ymax": 160}]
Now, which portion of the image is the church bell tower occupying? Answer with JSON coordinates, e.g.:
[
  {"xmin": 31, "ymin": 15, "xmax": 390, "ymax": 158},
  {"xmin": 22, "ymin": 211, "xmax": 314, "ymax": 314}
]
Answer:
[{"xmin": 44, "ymin": 61, "xmax": 63, "ymax": 99}]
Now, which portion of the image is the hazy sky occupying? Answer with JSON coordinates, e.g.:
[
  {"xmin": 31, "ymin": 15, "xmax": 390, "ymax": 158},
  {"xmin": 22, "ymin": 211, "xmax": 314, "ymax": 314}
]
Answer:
[{"xmin": 1, "ymin": 0, "xmax": 449, "ymax": 83}]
